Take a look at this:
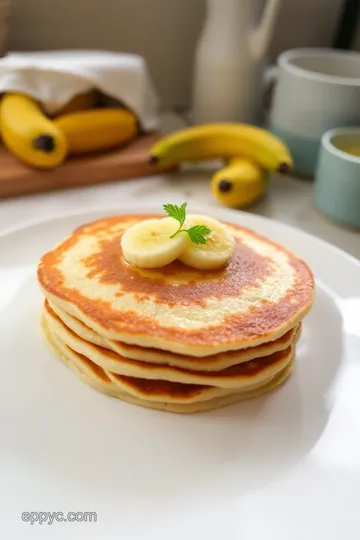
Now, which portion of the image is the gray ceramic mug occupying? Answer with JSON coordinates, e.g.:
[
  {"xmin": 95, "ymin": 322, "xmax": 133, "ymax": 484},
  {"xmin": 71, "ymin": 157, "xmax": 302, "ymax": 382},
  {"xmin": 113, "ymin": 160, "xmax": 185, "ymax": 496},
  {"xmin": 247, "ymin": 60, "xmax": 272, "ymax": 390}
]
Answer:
[
  {"xmin": 269, "ymin": 48, "xmax": 360, "ymax": 176},
  {"xmin": 315, "ymin": 127, "xmax": 360, "ymax": 229}
]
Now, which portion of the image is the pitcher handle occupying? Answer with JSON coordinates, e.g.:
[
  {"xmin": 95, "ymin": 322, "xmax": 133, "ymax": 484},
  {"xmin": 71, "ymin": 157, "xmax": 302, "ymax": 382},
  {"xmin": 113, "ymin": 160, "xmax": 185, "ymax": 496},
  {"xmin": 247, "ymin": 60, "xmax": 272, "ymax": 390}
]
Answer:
[{"xmin": 250, "ymin": 0, "xmax": 282, "ymax": 61}]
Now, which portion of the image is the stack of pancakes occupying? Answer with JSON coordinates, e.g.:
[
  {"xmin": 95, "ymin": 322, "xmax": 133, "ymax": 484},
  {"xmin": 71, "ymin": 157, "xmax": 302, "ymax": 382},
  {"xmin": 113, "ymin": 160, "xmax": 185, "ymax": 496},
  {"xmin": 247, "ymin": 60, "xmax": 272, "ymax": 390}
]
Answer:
[{"xmin": 37, "ymin": 214, "xmax": 315, "ymax": 413}]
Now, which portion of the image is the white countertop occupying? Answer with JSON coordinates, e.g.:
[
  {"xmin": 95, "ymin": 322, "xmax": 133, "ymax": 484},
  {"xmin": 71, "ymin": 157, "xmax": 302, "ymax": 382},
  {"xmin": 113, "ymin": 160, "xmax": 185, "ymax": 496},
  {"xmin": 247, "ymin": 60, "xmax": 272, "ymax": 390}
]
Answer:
[{"xmin": 0, "ymin": 112, "xmax": 359, "ymax": 259}]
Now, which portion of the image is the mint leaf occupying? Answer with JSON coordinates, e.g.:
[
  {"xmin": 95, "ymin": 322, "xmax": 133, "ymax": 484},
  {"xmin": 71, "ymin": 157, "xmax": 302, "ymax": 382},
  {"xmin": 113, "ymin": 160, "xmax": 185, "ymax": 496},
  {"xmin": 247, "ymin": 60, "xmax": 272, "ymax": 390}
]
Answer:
[
  {"xmin": 187, "ymin": 224, "xmax": 212, "ymax": 245},
  {"xmin": 163, "ymin": 202, "xmax": 212, "ymax": 245},
  {"xmin": 163, "ymin": 202, "xmax": 187, "ymax": 228}
]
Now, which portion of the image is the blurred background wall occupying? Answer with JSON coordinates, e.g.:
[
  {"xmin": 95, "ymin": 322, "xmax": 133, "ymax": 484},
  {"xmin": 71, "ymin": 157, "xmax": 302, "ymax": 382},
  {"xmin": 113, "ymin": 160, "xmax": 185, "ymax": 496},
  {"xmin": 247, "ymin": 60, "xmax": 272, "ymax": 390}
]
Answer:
[{"xmin": 8, "ymin": 0, "xmax": 358, "ymax": 107}]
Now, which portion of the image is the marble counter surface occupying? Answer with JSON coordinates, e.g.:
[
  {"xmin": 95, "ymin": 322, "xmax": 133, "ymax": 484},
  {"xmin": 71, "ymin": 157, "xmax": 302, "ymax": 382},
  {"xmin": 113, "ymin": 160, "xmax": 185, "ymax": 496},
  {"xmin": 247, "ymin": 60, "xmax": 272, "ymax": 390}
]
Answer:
[{"xmin": 0, "ymin": 113, "xmax": 359, "ymax": 260}]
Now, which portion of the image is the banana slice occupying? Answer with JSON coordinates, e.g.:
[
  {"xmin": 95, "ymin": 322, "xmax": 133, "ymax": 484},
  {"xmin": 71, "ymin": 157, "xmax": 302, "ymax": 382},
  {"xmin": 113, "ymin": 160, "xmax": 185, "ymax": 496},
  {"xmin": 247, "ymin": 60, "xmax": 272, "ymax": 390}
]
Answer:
[
  {"xmin": 179, "ymin": 215, "xmax": 235, "ymax": 270},
  {"xmin": 121, "ymin": 217, "xmax": 189, "ymax": 268}
]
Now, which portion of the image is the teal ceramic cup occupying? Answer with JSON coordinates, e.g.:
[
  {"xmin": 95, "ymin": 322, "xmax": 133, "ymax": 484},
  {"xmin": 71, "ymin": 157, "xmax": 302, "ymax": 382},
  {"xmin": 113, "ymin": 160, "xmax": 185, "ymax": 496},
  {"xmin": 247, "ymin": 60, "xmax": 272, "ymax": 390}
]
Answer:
[
  {"xmin": 269, "ymin": 48, "xmax": 360, "ymax": 176},
  {"xmin": 315, "ymin": 127, "xmax": 360, "ymax": 228}
]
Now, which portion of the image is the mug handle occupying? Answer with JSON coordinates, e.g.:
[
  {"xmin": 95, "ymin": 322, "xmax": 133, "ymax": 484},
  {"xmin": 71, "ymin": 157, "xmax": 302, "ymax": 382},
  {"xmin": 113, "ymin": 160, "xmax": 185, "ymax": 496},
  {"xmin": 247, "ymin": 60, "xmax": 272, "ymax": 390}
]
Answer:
[{"xmin": 263, "ymin": 65, "xmax": 279, "ymax": 114}]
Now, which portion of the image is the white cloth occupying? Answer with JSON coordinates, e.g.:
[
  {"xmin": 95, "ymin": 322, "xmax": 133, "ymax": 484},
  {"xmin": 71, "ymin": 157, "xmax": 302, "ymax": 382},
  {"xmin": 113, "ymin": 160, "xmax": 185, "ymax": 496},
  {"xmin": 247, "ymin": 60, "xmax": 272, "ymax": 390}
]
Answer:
[{"xmin": 0, "ymin": 50, "xmax": 160, "ymax": 130}]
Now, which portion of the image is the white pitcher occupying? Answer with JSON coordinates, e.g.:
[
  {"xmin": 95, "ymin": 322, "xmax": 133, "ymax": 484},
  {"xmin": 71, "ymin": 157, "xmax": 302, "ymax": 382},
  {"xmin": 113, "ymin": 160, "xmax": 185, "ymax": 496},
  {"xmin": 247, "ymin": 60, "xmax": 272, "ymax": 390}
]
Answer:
[{"xmin": 192, "ymin": 0, "xmax": 281, "ymax": 125}]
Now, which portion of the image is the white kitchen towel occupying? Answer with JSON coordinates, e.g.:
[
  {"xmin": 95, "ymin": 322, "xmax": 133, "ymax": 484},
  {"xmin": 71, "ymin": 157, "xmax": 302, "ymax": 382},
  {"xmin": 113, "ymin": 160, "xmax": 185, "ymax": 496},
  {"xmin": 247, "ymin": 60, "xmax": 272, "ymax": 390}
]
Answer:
[{"xmin": 0, "ymin": 50, "xmax": 160, "ymax": 130}]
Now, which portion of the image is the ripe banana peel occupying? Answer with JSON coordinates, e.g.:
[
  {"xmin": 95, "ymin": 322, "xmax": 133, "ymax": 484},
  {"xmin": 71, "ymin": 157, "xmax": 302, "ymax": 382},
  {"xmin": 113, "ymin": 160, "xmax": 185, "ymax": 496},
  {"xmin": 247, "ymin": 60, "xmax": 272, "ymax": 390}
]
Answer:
[
  {"xmin": 51, "ymin": 90, "xmax": 99, "ymax": 117},
  {"xmin": 55, "ymin": 108, "xmax": 138, "ymax": 155},
  {"xmin": 150, "ymin": 123, "xmax": 293, "ymax": 174},
  {"xmin": 0, "ymin": 93, "xmax": 67, "ymax": 168},
  {"xmin": 211, "ymin": 157, "xmax": 267, "ymax": 209}
]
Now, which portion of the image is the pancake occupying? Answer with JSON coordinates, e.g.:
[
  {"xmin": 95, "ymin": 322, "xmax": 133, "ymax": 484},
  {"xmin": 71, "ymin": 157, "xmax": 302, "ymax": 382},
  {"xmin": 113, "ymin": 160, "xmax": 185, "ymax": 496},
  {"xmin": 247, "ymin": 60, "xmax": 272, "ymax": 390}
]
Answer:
[
  {"xmin": 48, "ymin": 299, "xmax": 300, "ymax": 371},
  {"xmin": 37, "ymin": 214, "xmax": 315, "ymax": 356},
  {"xmin": 44, "ymin": 315, "xmax": 272, "ymax": 403},
  {"xmin": 42, "ymin": 315, "xmax": 294, "ymax": 413},
  {"xmin": 44, "ymin": 300, "xmax": 295, "ymax": 389}
]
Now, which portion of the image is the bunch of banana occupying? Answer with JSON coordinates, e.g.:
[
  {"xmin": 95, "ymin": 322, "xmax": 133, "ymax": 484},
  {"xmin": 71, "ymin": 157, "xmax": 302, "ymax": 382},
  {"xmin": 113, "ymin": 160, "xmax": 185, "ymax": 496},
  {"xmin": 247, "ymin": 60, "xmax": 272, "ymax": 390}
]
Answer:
[
  {"xmin": 0, "ymin": 92, "xmax": 138, "ymax": 169},
  {"xmin": 149, "ymin": 123, "xmax": 293, "ymax": 174},
  {"xmin": 149, "ymin": 123, "xmax": 293, "ymax": 208}
]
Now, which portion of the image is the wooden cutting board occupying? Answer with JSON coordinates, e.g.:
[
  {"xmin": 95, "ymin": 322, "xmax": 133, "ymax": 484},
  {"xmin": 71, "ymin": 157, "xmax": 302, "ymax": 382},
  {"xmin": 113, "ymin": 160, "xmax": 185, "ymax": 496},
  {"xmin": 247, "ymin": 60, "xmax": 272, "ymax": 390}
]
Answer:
[{"xmin": 0, "ymin": 132, "xmax": 171, "ymax": 199}]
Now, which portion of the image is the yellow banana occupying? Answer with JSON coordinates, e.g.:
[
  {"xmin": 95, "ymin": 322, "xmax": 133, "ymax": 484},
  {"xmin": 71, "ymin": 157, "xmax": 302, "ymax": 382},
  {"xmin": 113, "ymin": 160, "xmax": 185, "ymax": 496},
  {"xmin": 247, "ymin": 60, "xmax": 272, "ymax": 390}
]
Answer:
[
  {"xmin": 211, "ymin": 157, "xmax": 267, "ymax": 208},
  {"xmin": 150, "ymin": 123, "xmax": 293, "ymax": 173},
  {"xmin": 179, "ymin": 214, "xmax": 235, "ymax": 270},
  {"xmin": 55, "ymin": 108, "xmax": 138, "ymax": 155},
  {"xmin": 0, "ymin": 93, "xmax": 67, "ymax": 169},
  {"xmin": 121, "ymin": 217, "xmax": 189, "ymax": 269},
  {"xmin": 51, "ymin": 90, "xmax": 99, "ymax": 117}
]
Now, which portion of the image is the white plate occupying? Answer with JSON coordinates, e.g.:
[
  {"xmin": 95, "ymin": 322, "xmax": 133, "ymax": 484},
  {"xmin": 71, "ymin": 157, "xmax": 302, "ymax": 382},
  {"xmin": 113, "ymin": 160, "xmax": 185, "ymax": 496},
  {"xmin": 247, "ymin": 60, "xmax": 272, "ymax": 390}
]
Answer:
[{"xmin": 1, "ymin": 204, "xmax": 360, "ymax": 540}]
